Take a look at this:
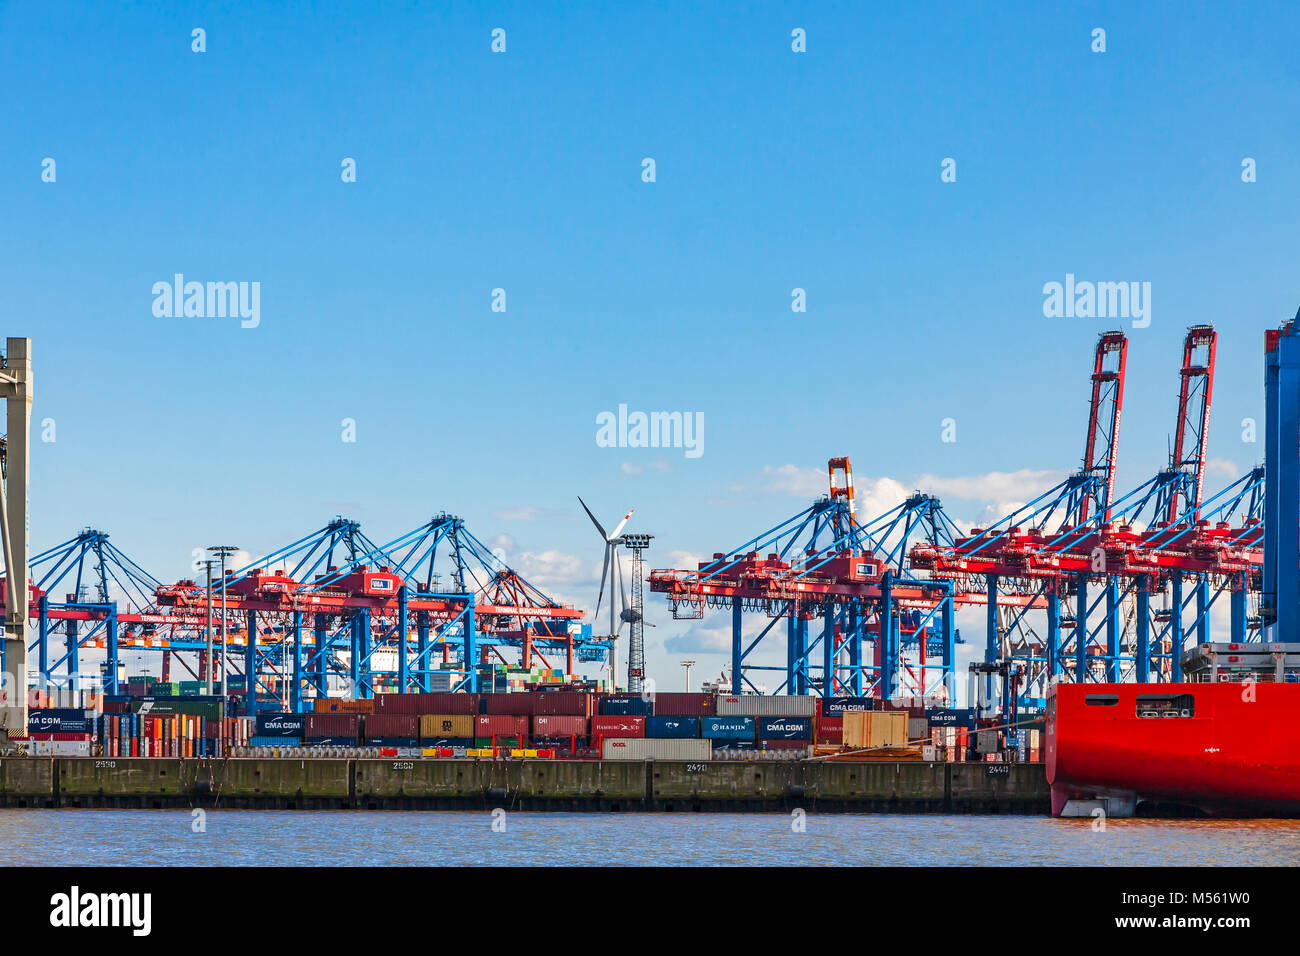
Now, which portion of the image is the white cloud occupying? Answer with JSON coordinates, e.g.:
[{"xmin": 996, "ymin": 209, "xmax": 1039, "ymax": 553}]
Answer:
[
  {"xmin": 1204, "ymin": 458, "xmax": 1240, "ymax": 481},
  {"xmin": 622, "ymin": 458, "xmax": 673, "ymax": 476},
  {"xmin": 912, "ymin": 469, "xmax": 1065, "ymax": 504}
]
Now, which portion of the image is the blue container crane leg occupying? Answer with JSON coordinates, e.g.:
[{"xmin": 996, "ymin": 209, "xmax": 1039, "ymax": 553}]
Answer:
[
  {"xmin": 849, "ymin": 601, "xmax": 862, "ymax": 695},
  {"xmin": 417, "ymin": 611, "xmax": 430, "ymax": 691},
  {"xmin": 1195, "ymin": 576, "xmax": 1210, "ymax": 648},
  {"xmin": 463, "ymin": 600, "xmax": 477, "ymax": 692},
  {"xmin": 1046, "ymin": 584, "xmax": 1061, "ymax": 678},
  {"xmin": 786, "ymin": 611, "xmax": 796, "ymax": 694},
  {"xmin": 313, "ymin": 613, "xmax": 328, "ymax": 695},
  {"xmin": 245, "ymin": 609, "xmax": 258, "ymax": 716},
  {"xmin": 1105, "ymin": 579, "xmax": 1120, "ymax": 682},
  {"xmin": 984, "ymin": 573, "xmax": 998, "ymax": 702},
  {"xmin": 881, "ymin": 572, "xmax": 896, "ymax": 699},
  {"xmin": 397, "ymin": 587, "xmax": 409, "ymax": 692},
  {"xmin": 1074, "ymin": 573, "xmax": 1088, "ymax": 682},
  {"xmin": 1135, "ymin": 574, "xmax": 1151, "ymax": 683},
  {"xmin": 106, "ymin": 610, "xmax": 118, "ymax": 695},
  {"xmin": 822, "ymin": 600, "xmax": 834, "ymax": 696},
  {"xmin": 291, "ymin": 611, "xmax": 304, "ymax": 712},
  {"xmin": 1264, "ymin": 321, "xmax": 1300, "ymax": 642},
  {"xmin": 1230, "ymin": 574, "xmax": 1247, "ymax": 642},
  {"xmin": 940, "ymin": 587, "xmax": 955, "ymax": 701},
  {"xmin": 1170, "ymin": 572, "xmax": 1184, "ymax": 681}
]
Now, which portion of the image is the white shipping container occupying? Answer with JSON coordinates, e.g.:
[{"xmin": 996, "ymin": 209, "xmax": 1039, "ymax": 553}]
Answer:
[
  {"xmin": 29, "ymin": 740, "xmax": 92, "ymax": 757},
  {"xmin": 600, "ymin": 737, "xmax": 712, "ymax": 761},
  {"xmin": 716, "ymin": 694, "xmax": 817, "ymax": 717},
  {"xmin": 922, "ymin": 745, "xmax": 937, "ymax": 761}
]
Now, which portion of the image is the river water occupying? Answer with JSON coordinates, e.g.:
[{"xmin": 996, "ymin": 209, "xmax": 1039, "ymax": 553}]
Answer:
[{"xmin": 5, "ymin": 810, "xmax": 1299, "ymax": 865}]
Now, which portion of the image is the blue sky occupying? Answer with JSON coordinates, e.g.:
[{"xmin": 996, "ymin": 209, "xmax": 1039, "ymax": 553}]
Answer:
[{"xmin": 3, "ymin": 1, "xmax": 1297, "ymax": 689}]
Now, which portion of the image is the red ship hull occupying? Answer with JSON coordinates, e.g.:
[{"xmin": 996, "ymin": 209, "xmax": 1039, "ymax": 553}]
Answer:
[{"xmin": 1047, "ymin": 682, "xmax": 1300, "ymax": 817}]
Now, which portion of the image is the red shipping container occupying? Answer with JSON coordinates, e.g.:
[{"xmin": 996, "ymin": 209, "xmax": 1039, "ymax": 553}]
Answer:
[
  {"xmin": 477, "ymin": 714, "xmax": 529, "ymax": 737},
  {"xmin": 305, "ymin": 713, "xmax": 360, "ymax": 737},
  {"xmin": 376, "ymin": 692, "xmax": 479, "ymax": 716},
  {"xmin": 532, "ymin": 715, "xmax": 588, "ymax": 737},
  {"xmin": 590, "ymin": 715, "xmax": 646, "ymax": 737},
  {"xmin": 532, "ymin": 693, "xmax": 593, "ymax": 717},
  {"xmin": 652, "ymin": 693, "xmax": 715, "ymax": 716},
  {"xmin": 28, "ymin": 732, "xmax": 94, "ymax": 741},
  {"xmin": 482, "ymin": 694, "xmax": 537, "ymax": 716},
  {"xmin": 815, "ymin": 715, "xmax": 844, "ymax": 744},
  {"xmin": 364, "ymin": 714, "xmax": 418, "ymax": 738},
  {"xmin": 762, "ymin": 739, "xmax": 809, "ymax": 751}
]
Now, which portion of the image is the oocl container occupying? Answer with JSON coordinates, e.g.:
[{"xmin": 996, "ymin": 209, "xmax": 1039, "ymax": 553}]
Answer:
[
  {"xmin": 716, "ymin": 694, "xmax": 817, "ymax": 717},
  {"xmin": 600, "ymin": 737, "xmax": 712, "ymax": 761},
  {"xmin": 757, "ymin": 716, "xmax": 813, "ymax": 740},
  {"xmin": 700, "ymin": 716, "xmax": 756, "ymax": 739},
  {"xmin": 646, "ymin": 715, "xmax": 700, "ymax": 738}
]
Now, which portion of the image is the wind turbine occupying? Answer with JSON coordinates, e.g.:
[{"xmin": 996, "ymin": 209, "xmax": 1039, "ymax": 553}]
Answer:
[{"xmin": 578, "ymin": 497, "xmax": 633, "ymax": 691}]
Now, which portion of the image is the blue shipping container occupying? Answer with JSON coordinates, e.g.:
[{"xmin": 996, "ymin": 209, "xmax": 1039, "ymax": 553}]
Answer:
[
  {"xmin": 821, "ymin": 696, "xmax": 875, "ymax": 716},
  {"xmin": 249, "ymin": 736, "xmax": 297, "ymax": 747},
  {"xmin": 305, "ymin": 736, "xmax": 359, "ymax": 746},
  {"xmin": 757, "ymin": 716, "xmax": 813, "ymax": 739},
  {"xmin": 599, "ymin": 695, "xmax": 654, "ymax": 716},
  {"xmin": 366, "ymin": 736, "xmax": 420, "ymax": 747},
  {"xmin": 255, "ymin": 712, "xmax": 307, "ymax": 737},
  {"xmin": 700, "ymin": 716, "xmax": 756, "ymax": 739},
  {"xmin": 926, "ymin": 708, "xmax": 975, "ymax": 727},
  {"xmin": 646, "ymin": 715, "xmax": 699, "ymax": 738},
  {"xmin": 28, "ymin": 709, "xmax": 93, "ymax": 733},
  {"xmin": 709, "ymin": 738, "xmax": 759, "ymax": 751},
  {"xmin": 421, "ymin": 737, "xmax": 474, "ymax": 748}
]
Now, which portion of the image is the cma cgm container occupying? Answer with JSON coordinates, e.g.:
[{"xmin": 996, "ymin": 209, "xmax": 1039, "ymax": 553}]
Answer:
[
  {"xmin": 716, "ymin": 695, "xmax": 817, "ymax": 717},
  {"xmin": 758, "ymin": 716, "xmax": 813, "ymax": 740},
  {"xmin": 700, "ymin": 716, "xmax": 756, "ymax": 739},
  {"xmin": 420, "ymin": 714, "xmax": 475, "ymax": 739},
  {"xmin": 598, "ymin": 694, "xmax": 653, "ymax": 716},
  {"xmin": 532, "ymin": 715, "xmax": 588, "ymax": 737},
  {"xmin": 254, "ymin": 712, "xmax": 307, "ymax": 738},
  {"xmin": 476, "ymin": 714, "xmax": 530, "ymax": 737},
  {"xmin": 27, "ymin": 709, "xmax": 94, "ymax": 734},
  {"xmin": 590, "ymin": 715, "xmax": 646, "ymax": 737},
  {"xmin": 821, "ymin": 696, "xmax": 875, "ymax": 717},
  {"xmin": 646, "ymin": 716, "xmax": 699, "ymax": 739},
  {"xmin": 652, "ymin": 693, "xmax": 714, "ymax": 716},
  {"xmin": 601, "ymin": 738, "xmax": 712, "ymax": 761}
]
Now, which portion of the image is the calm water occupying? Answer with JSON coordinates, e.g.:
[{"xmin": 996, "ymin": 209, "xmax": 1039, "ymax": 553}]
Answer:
[{"xmin": 5, "ymin": 810, "xmax": 1300, "ymax": 865}]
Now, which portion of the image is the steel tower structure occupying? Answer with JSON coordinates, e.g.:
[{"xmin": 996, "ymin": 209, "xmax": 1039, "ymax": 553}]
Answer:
[{"xmin": 622, "ymin": 532, "xmax": 652, "ymax": 693}]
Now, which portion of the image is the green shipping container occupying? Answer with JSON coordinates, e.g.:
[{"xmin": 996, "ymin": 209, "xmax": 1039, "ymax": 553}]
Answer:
[{"xmin": 474, "ymin": 736, "xmax": 524, "ymax": 748}]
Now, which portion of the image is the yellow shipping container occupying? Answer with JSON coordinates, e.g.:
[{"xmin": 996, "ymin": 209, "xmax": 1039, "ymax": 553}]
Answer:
[
  {"xmin": 419, "ymin": 714, "xmax": 475, "ymax": 739},
  {"xmin": 843, "ymin": 711, "xmax": 908, "ymax": 749}
]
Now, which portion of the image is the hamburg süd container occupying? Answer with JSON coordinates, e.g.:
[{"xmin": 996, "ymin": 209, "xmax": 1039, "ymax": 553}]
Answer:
[
  {"xmin": 646, "ymin": 715, "xmax": 700, "ymax": 738},
  {"xmin": 590, "ymin": 715, "xmax": 646, "ymax": 737},
  {"xmin": 716, "ymin": 694, "xmax": 817, "ymax": 717},
  {"xmin": 700, "ymin": 715, "xmax": 756, "ymax": 739},
  {"xmin": 600, "ymin": 737, "xmax": 712, "ymax": 761},
  {"xmin": 757, "ymin": 716, "xmax": 813, "ymax": 740}
]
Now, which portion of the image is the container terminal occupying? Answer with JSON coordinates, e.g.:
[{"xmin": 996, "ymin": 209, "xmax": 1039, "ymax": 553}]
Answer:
[{"xmin": 0, "ymin": 316, "xmax": 1296, "ymax": 815}]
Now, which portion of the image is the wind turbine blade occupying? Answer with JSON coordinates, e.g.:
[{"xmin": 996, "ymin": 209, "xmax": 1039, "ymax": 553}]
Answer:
[
  {"xmin": 617, "ymin": 547, "xmax": 630, "ymax": 614},
  {"xmin": 594, "ymin": 545, "xmax": 610, "ymax": 622},
  {"xmin": 578, "ymin": 496, "xmax": 608, "ymax": 539},
  {"xmin": 609, "ymin": 509, "xmax": 634, "ymax": 540}
]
